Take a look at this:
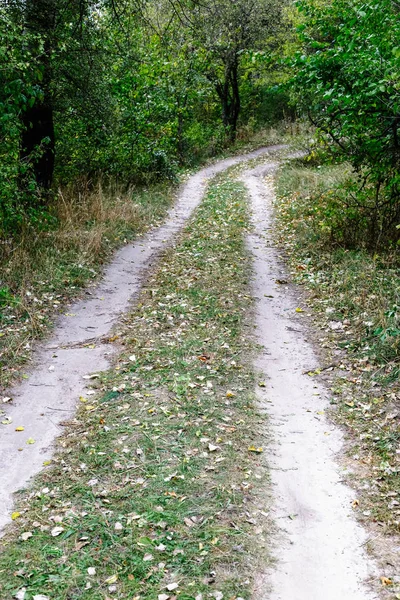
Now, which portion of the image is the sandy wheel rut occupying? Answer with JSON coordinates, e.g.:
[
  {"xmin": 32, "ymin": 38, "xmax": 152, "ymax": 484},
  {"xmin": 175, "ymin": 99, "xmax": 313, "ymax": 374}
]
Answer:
[{"xmin": 243, "ymin": 163, "xmax": 378, "ymax": 599}]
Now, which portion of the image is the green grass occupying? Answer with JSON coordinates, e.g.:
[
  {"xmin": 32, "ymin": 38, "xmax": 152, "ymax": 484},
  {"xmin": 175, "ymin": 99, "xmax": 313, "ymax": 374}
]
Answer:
[
  {"xmin": 0, "ymin": 173, "xmax": 269, "ymax": 600},
  {"xmin": 274, "ymin": 159, "xmax": 400, "ymax": 542}
]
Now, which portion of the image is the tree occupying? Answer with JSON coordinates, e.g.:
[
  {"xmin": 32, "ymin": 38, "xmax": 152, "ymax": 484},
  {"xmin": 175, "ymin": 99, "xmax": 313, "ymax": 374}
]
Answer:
[
  {"xmin": 292, "ymin": 0, "xmax": 400, "ymax": 244},
  {"xmin": 7, "ymin": 0, "xmax": 115, "ymax": 193},
  {"xmin": 163, "ymin": 0, "xmax": 283, "ymax": 140},
  {"xmin": 19, "ymin": 0, "xmax": 56, "ymax": 192}
]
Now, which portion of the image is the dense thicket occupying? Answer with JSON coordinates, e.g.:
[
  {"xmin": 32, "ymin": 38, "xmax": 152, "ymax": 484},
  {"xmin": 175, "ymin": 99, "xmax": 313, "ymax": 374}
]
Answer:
[
  {"xmin": 0, "ymin": 0, "xmax": 286, "ymax": 231},
  {"xmin": 291, "ymin": 0, "xmax": 400, "ymax": 246}
]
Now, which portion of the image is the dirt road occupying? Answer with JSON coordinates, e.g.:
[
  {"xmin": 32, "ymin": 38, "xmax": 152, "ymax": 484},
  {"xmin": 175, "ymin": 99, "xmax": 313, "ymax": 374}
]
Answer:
[
  {"xmin": 0, "ymin": 149, "xmax": 379, "ymax": 599},
  {"xmin": 0, "ymin": 146, "xmax": 283, "ymax": 532}
]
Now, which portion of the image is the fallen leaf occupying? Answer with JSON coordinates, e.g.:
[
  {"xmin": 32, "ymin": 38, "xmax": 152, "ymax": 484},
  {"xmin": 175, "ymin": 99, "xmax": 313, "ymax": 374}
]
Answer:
[
  {"xmin": 105, "ymin": 575, "xmax": 118, "ymax": 584},
  {"xmin": 15, "ymin": 426, "xmax": 24, "ymax": 432},
  {"xmin": 380, "ymin": 577, "xmax": 393, "ymax": 586},
  {"xmin": 143, "ymin": 553, "xmax": 153, "ymax": 561},
  {"xmin": 166, "ymin": 583, "xmax": 179, "ymax": 591},
  {"xmin": 14, "ymin": 588, "xmax": 26, "ymax": 600},
  {"xmin": 11, "ymin": 512, "xmax": 21, "ymax": 520},
  {"xmin": 20, "ymin": 532, "xmax": 33, "ymax": 541},
  {"xmin": 295, "ymin": 307, "xmax": 304, "ymax": 313},
  {"xmin": 248, "ymin": 446, "xmax": 263, "ymax": 454},
  {"xmin": 26, "ymin": 438, "xmax": 35, "ymax": 445},
  {"xmin": 88, "ymin": 567, "xmax": 96, "ymax": 576},
  {"xmin": 51, "ymin": 526, "xmax": 64, "ymax": 537},
  {"xmin": 226, "ymin": 390, "xmax": 235, "ymax": 398}
]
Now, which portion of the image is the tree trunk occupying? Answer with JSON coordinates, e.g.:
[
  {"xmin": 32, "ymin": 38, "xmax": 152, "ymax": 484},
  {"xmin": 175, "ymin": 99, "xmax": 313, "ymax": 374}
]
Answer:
[
  {"xmin": 218, "ymin": 56, "xmax": 241, "ymax": 142},
  {"xmin": 20, "ymin": 0, "xmax": 56, "ymax": 194}
]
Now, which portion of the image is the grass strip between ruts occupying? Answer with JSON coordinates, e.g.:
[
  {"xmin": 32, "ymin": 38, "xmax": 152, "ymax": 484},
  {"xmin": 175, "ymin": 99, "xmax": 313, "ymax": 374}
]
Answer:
[{"xmin": 0, "ymin": 172, "xmax": 269, "ymax": 600}]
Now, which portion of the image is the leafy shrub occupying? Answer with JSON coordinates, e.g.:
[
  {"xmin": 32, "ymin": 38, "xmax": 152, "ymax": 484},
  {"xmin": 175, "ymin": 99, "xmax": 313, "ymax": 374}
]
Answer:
[{"xmin": 291, "ymin": 0, "xmax": 400, "ymax": 246}]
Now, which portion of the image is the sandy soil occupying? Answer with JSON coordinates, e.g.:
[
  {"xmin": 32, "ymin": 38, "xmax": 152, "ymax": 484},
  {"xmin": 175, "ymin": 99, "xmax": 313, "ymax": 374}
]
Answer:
[{"xmin": 244, "ymin": 163, "xmax": 379, "ymax": 599}]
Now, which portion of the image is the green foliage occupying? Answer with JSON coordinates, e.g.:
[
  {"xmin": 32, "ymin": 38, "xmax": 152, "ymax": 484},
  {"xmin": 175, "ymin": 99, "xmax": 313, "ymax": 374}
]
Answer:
[
  {"xmin": 0, "ymin": 0, "xmax": 288, "ymax": 229},
  {"xmin": 291, "ymin": 0, "xmax": 400, "ymax": 246},
  {"xmin": 0, "ymin": 9, "xmax": 41, "ymax": 228}
]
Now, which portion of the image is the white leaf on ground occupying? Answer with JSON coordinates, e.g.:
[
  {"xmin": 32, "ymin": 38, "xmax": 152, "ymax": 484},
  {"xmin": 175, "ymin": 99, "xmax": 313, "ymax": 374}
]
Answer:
[
  {"xmin": 51, "ymin": 526, "xmax": 64, "ymax": 537},
  {"xmin": 143, "ymin": 553, "xmax": 153, "ymax": 561},
  {"xmin": 14, "ymin": 588, "xmax": 26, "ymax": 600},
  {"xmin": 156, "ymin": 543, "xmax": 166, "ymax": 551},
  {"xmin": 87, "ymin": 567, "xmax": 96, "ymax": 576},
  {"xmin": 20, "ymin": 532, "xmax": 33, "ymax": 541},
  {"xmin": 166, "ymin": 582, "xmax": 179, "ymax": 591}
]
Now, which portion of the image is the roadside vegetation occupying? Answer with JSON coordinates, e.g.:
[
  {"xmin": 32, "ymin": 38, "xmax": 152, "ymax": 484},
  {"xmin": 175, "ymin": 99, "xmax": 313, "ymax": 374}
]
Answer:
[
  {"xmin": 272, "ymin": 0, "xmax": 400, "ymax": 565},
  {"xmin": 0, "ymin": 172, "xmax": 270, "ymax": 600},
  {"xmin": 0, "ymin": 183, "xmax": 176, "ymax": 389}
]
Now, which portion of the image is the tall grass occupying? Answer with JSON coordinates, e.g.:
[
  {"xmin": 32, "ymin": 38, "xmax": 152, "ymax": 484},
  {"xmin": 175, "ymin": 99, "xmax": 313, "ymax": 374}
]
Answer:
[{"xmin": 0, "ymin": 181, "xmax": 176, "ymax": 388}]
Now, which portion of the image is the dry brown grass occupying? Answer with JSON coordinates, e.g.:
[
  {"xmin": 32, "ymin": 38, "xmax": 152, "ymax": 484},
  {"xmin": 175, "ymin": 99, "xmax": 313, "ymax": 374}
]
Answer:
[{"xmin": 0, "ymin": 181, "xmax": 176, "ymax": 388}]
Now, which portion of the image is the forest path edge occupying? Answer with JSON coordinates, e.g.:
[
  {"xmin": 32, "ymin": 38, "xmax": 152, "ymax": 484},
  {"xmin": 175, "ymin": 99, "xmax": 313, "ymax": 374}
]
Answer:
[
  {"xmin": 243, "ymin": 163, "xmax": 380, "ymax": 600},
  {"xmin": 0, "ymin": 145, "xmax": 284, "ymax": 533}
]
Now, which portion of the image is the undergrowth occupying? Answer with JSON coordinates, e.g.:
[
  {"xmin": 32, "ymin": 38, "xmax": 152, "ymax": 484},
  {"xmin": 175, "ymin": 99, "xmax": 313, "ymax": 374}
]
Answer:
[{"xmin": 0, "ymin": 173, "xmax": 269, "ymax": 600}]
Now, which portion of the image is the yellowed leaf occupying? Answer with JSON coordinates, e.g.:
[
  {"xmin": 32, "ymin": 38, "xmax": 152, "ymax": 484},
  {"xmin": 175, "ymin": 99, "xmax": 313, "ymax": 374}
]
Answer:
[{"xmin": 248, "ymin": 446, "xmax": 263, "ymax": 454}]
